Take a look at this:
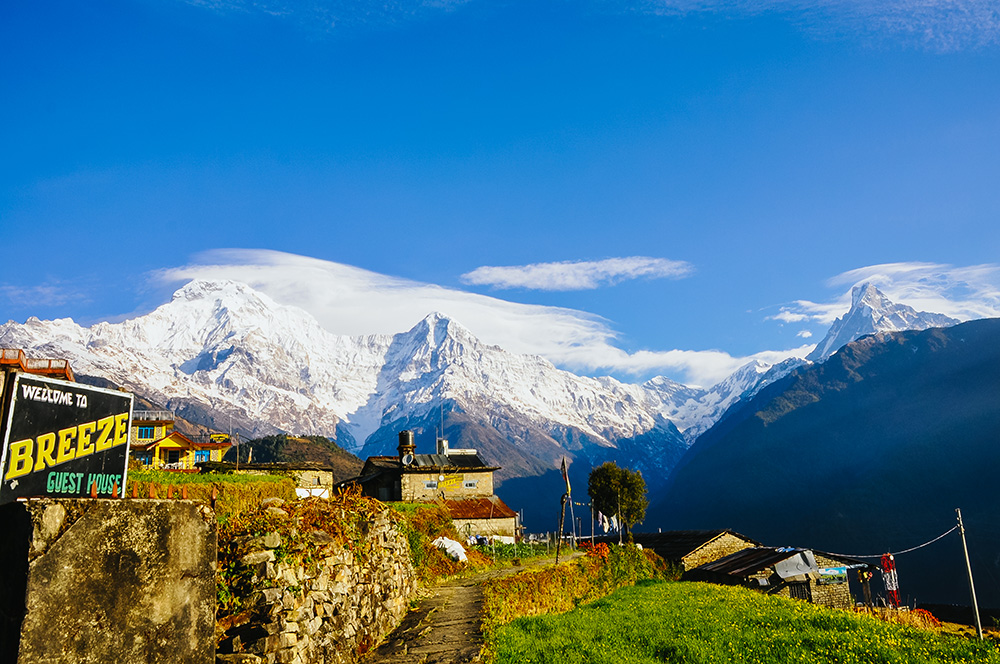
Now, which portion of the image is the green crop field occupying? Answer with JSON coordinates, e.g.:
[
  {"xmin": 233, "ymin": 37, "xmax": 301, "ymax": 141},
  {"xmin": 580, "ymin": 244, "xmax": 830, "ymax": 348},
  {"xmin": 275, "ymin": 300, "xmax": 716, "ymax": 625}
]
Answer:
[{"xmin": 490, "ymin": 580, "xmax": 1000, "ymax": 664}]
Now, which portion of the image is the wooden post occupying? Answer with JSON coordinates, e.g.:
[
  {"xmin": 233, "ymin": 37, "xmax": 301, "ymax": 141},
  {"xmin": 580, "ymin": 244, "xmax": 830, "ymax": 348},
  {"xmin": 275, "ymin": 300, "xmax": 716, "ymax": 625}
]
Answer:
[
  {"xmin": 555, "ymin": 494, "xmax": 567, "ymax": 564},
  {"xmin": 956, "ymin": 508, "xmax": 984, "ymax": 639}
]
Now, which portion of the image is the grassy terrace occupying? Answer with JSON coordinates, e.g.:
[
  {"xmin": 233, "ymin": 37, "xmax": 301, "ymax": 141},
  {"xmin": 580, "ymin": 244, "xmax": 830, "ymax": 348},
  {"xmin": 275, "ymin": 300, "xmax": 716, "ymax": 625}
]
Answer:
[{"xmin": 490, "ymin": 580, "xmax": 1000, "ymax": 664}]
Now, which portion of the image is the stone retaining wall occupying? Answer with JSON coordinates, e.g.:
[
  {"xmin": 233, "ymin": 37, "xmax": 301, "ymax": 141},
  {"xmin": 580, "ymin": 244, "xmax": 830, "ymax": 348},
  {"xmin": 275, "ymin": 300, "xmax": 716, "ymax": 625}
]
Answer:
[{"xmin": 217, "ymin": 500, "xmax": 416, "ymax": 664}]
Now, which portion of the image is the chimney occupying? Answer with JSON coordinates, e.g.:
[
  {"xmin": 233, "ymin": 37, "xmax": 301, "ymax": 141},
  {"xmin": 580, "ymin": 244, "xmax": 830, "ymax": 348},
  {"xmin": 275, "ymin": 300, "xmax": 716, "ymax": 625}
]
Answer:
[
  {"xmin": 436, "ymin": 438, "xmax": 449, "ymax": 455},
  {"xmin": 397, "ymin": 430, "xmax": 416, "ymax": 460}
]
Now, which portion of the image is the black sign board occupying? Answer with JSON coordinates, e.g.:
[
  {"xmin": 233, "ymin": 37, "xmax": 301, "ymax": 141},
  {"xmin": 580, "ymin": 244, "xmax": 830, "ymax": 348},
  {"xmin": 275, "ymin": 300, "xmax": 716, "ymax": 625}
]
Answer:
[{"xmin": 0, "ymin": 373, "xmax": 134, "ymax": 504}]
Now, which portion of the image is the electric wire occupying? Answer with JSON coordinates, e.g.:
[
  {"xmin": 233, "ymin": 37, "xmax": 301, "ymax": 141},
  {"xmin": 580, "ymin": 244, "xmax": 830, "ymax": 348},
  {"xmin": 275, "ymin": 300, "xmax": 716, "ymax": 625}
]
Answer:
[{"xmin": 824, "ymin": 526, "xmax": 958, "ymax": 560}]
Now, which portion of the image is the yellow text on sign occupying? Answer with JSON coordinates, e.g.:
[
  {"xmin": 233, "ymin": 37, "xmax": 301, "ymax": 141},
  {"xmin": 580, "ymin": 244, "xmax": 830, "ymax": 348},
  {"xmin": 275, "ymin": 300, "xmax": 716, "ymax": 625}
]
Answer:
[
  {"xmin": 4, "ymin": 413, "xmax": 129, "ymax": 481},
  {"xmin": 438, "ymin": 475, "xmax": 463, "ymax": 491}
]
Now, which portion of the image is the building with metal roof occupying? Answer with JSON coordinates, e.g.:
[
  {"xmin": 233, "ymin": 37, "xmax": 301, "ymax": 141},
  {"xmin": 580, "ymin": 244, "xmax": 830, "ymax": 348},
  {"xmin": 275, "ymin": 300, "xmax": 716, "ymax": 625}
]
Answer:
[
  {"xmin": 685, "ymin": 546, "xmax": 874, "ymax": 608},
  {"xmin": 342, "ymin": 430, "xmax": 518, "ymax": 538}
]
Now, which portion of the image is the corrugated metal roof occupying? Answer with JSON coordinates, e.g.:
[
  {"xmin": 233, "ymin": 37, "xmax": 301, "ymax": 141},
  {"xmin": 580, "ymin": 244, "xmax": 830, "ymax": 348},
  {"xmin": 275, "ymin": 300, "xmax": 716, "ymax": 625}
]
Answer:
[
  {"xmin": 363, "ymin": 454, "xmax": 497, "ymax": 472},
  {"xmin": 444, "ymin": 496, "xmax": 517, "ymax": 520},
  {"xmin": 693, "ymin": 547, "xmax": 808, "ymax": 578}
]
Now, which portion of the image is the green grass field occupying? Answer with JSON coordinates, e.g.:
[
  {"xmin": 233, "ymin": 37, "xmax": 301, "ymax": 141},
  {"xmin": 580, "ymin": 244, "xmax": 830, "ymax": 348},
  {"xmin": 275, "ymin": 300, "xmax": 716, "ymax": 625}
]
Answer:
[{"xmin": 490, "ymin": 580, "xmax": 1000, "ymax": 664}]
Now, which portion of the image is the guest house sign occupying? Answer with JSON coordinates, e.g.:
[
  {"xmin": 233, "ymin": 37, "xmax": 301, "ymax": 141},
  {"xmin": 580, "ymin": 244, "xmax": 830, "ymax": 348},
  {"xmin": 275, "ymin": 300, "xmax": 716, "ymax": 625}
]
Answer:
[{"xmin": 0, "ymin": 372, "xmax": 133, "ymax": 504}]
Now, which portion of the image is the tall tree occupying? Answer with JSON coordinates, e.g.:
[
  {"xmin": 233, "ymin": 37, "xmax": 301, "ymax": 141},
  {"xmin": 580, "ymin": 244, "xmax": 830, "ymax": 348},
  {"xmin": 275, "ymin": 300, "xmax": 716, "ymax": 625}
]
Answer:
[{"xmin": 588, "ymin": 462, "xmax": 648, "ymax": 535}]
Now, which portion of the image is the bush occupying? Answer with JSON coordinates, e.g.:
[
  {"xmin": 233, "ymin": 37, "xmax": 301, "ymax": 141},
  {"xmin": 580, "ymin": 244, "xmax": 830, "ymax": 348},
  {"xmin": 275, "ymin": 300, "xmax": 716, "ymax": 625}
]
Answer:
[{"xmin": 481, "ymin": 543, "xmax": 667, "ymax": 645}]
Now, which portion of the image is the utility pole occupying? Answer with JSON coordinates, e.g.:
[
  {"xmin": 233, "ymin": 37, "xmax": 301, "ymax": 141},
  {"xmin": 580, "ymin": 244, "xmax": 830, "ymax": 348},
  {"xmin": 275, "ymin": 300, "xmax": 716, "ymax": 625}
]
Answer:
[{"xmin": 956, "ymin": 508, "xmax": 983, "ymax": 639}]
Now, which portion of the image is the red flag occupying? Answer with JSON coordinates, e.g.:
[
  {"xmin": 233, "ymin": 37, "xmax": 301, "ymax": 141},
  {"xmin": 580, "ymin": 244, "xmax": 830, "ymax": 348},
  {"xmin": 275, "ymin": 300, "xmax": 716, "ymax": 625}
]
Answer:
[{"xmin": 561, "ymin": 456, "xmax": 571, "ymax": 495}]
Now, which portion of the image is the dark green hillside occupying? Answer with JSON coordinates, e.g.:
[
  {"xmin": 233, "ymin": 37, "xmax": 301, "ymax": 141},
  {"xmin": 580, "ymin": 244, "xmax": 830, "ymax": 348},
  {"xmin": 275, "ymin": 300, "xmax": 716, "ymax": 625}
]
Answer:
[
  {"xmin": 225, "ymin": 434, "xmax": 363, "ymax": 483},
  {"xmin": 651, "ymin": 318, "xmax": 1000, "ymax": 606}
]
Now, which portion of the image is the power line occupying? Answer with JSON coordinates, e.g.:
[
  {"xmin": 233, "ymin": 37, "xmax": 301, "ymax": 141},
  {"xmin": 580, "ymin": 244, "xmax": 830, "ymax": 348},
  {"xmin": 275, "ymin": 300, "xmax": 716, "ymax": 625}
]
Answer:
[{"xmin": 824, "ymin": 526, "xmax": 958, "ymax": 560}]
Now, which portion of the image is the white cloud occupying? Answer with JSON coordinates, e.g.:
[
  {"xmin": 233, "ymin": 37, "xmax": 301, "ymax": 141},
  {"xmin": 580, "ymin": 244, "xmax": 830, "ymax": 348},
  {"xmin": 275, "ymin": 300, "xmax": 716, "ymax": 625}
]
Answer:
[
  {"xmin": 156, "ymin": 249, "xmax": 799, "ymax": 387},
  {"xmin": 797, "ymin": 330, "xmax": 813, "ymax": 338},
  {"xmin": 770, "ymin": 261, "xmax": 1000, "ymax": 328},
  {"xmin": 460, "ymin": 257, "xmax": 693, "ymax": 291},
  {"xmin": 0, "ymin": 282, "xmax": 88, "ymax": 308},
  {"xmin": 768, "ymin": 309, "xmax": 810, "ymax": 324},
  {"xmin": 632, "ymin": 0, "xmax": 1000, "ymax": 51}
]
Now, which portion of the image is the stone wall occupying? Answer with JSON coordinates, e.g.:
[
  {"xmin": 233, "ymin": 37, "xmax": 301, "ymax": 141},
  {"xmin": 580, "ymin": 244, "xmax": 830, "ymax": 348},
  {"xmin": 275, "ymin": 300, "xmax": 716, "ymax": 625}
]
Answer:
[
  {"xmin": 217, "ymin": 499, "xmax": 416, "ymax": 664},
  {"xmin": 452, "ymin": 516, "xmax": 517, "ymax": 539},
  {"xmin": 0, "ymin": 498, "xmax": 217, "ymax": 664},
  {"xmin": 681, "ymin": 533, "xmax": 756, "ymax": 571},
  {"xmin": 809, "ymin": 554, "xmax": 854, "ymax": 609}
]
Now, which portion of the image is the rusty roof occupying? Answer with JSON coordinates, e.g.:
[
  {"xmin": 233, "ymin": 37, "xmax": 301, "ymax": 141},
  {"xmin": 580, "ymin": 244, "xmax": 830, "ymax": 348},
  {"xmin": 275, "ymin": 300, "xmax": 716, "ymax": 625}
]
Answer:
[{"xmin": 444, "ymin": 496, "xmax": 517, "ymax": 520}]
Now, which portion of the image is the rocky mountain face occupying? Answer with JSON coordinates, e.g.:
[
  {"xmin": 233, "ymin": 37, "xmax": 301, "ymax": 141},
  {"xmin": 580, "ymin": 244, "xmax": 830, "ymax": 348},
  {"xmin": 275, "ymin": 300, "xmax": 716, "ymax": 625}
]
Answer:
[
  {"xmin": 651, "ymin": 318, "xmax": 1000, "ymax": 606},
  {"xmin": 806, "ymin": 283, "xmax": 959, "ymax": 361}
]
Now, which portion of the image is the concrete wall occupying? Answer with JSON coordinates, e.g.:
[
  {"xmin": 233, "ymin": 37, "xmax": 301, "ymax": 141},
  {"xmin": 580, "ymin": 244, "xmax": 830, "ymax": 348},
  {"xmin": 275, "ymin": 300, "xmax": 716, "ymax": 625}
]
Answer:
[
  {"xmin": 0, "ymin": 498, "xmax": 217, "ymax": 664},
  {"xmin": 401, "ymin": 470, "xmax": 494, "ymax": 501}
]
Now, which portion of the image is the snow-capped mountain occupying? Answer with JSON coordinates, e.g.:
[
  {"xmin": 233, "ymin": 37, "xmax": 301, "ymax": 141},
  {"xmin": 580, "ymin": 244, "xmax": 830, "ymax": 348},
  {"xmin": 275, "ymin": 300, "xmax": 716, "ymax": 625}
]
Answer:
[
  {"xmin": 806, "ymin": 283, "xmax": 959, "ymax": 362},
  {"xmin": 0, "ymin": 280, "xmax": 696, "ymax": 484},
  {"xmin": 0, "ymin": 278, "xmax": 965, "ymax": 491}
]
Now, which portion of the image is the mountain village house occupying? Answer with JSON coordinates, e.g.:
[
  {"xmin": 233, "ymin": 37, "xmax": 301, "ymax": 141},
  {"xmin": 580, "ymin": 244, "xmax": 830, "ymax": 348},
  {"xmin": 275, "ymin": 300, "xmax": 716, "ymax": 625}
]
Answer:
[
  {"xmin": 610, "ymin": 530, "xmax": 762, "ymax": 572},
  {"xmin": 129, "ymin": 410, "xmax": 232, "ymax": 471},
  {"xmin": 684, "ymin": 546, "xmax": 873, "ymax": 609},
  {"xmin": 346, "ymin": 430, "xmax": 519, "ymax": 539}
]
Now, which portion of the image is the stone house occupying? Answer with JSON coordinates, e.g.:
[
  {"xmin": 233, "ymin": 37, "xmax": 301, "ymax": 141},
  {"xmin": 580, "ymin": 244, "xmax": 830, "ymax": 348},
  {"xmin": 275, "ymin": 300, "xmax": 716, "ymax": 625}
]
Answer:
[
  {"xmin": 345, "ymin": 430, "xmax": 519, "ymax": 538},
  {"xmin": 611, "ymin": 530, "xmax": 761, "ymax": 572},
  {"xmin": 444, "ymin": 496, "xmax": 518, "ymax": 539},
  {"xmin": 684, "ymin": 546, "xmax": 871, "ymax": 609},
  {"xmin": 202, "ymin": 461, "xmax": 336, "ymax": 498}
]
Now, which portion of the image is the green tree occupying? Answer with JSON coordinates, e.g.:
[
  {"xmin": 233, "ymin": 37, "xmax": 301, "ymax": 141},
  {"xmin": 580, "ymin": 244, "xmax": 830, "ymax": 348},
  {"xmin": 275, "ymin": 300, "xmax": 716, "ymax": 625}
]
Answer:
[{"xmin": 588, "ymin": 462, "xmax": 648, "ymax": 535}]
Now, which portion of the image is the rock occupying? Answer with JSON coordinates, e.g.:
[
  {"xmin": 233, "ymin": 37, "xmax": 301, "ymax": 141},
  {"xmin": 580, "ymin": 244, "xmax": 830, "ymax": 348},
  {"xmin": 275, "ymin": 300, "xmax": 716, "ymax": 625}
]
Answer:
[
  {"xmin": 309, "ymin": 530, "xmax": 333, "ymax": 545},
  {"xmin": 240, "ymin": 550, "xmax": 276, "ymax": 566},
  {"xmin": 216, "ymin": 654, "xmax": 264, "ymax": 664}
]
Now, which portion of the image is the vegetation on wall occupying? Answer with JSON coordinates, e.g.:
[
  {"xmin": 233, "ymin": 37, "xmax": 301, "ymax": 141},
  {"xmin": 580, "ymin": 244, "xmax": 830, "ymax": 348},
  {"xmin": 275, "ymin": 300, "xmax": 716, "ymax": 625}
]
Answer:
[
  {"xmin": 387, "ymin": 501, "xmax": 491, "ymax": 582},
  {"xmin": 216, "ymin": 487, "xmax": 386, "ymax": 624}
]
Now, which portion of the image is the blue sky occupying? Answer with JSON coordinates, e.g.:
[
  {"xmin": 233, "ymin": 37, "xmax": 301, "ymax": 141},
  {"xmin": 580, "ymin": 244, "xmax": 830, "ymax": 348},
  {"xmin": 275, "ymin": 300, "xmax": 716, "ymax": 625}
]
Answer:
[{"xmin": 2, "ymin": 0, "xmax": 1000, "ymax": 386}]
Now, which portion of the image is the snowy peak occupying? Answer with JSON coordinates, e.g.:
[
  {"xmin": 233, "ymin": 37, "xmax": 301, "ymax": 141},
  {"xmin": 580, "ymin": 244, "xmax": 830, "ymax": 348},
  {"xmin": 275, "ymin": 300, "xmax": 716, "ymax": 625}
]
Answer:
[{"xmin": 806, "ymin": 282, "xmax": 960, "ymax": 361}]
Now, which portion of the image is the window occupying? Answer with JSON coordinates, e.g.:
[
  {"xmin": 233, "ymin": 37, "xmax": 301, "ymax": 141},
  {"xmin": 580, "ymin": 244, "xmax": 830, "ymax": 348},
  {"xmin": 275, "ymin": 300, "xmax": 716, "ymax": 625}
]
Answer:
[
  {"xmin": 788, "ymin": 582, "xmax": 811, "ymax": 602},
  {"xmin": 424, "ymin": 481, "xmax": 438, "ymax": 489},
  {"xmin": 167, "ymin": 450, "xmax": 181, "ymax": 465},
  {"xmin": 194, "ymin": 450, "xmax": 210, "ymax": 463},
  {"xmin": 464, "ymin": 480, "xmax": 478, "ymax": 489},
  {"xmin": 137, "ymin": 426, "xmax": 155, "ymax": 440},
  {"xmin": 135, "ymin": 452, "xmax": 153, "ymax": 466}
]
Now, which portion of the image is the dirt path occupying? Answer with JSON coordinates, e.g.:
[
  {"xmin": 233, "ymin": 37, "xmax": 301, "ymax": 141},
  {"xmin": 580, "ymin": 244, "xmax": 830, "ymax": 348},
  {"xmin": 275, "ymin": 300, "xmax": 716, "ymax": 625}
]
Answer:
[{"xmin": 363, "ymin": 554, "xmax": 579, "ymax": 664}]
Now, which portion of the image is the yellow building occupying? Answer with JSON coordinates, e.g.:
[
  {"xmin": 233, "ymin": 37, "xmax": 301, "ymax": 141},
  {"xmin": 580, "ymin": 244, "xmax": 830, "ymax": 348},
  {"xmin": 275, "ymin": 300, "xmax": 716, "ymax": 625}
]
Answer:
[{"xmin": 130, "ymin": 410, "xmax": 231, "ymax": 471}]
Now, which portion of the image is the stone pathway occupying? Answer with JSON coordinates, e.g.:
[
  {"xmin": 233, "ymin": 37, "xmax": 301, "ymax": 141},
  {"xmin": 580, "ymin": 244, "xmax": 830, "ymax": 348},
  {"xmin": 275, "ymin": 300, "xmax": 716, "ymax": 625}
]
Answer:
[{"xmin": 363, "ymin": 554, "xmax": 578, "ymax": 664}]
